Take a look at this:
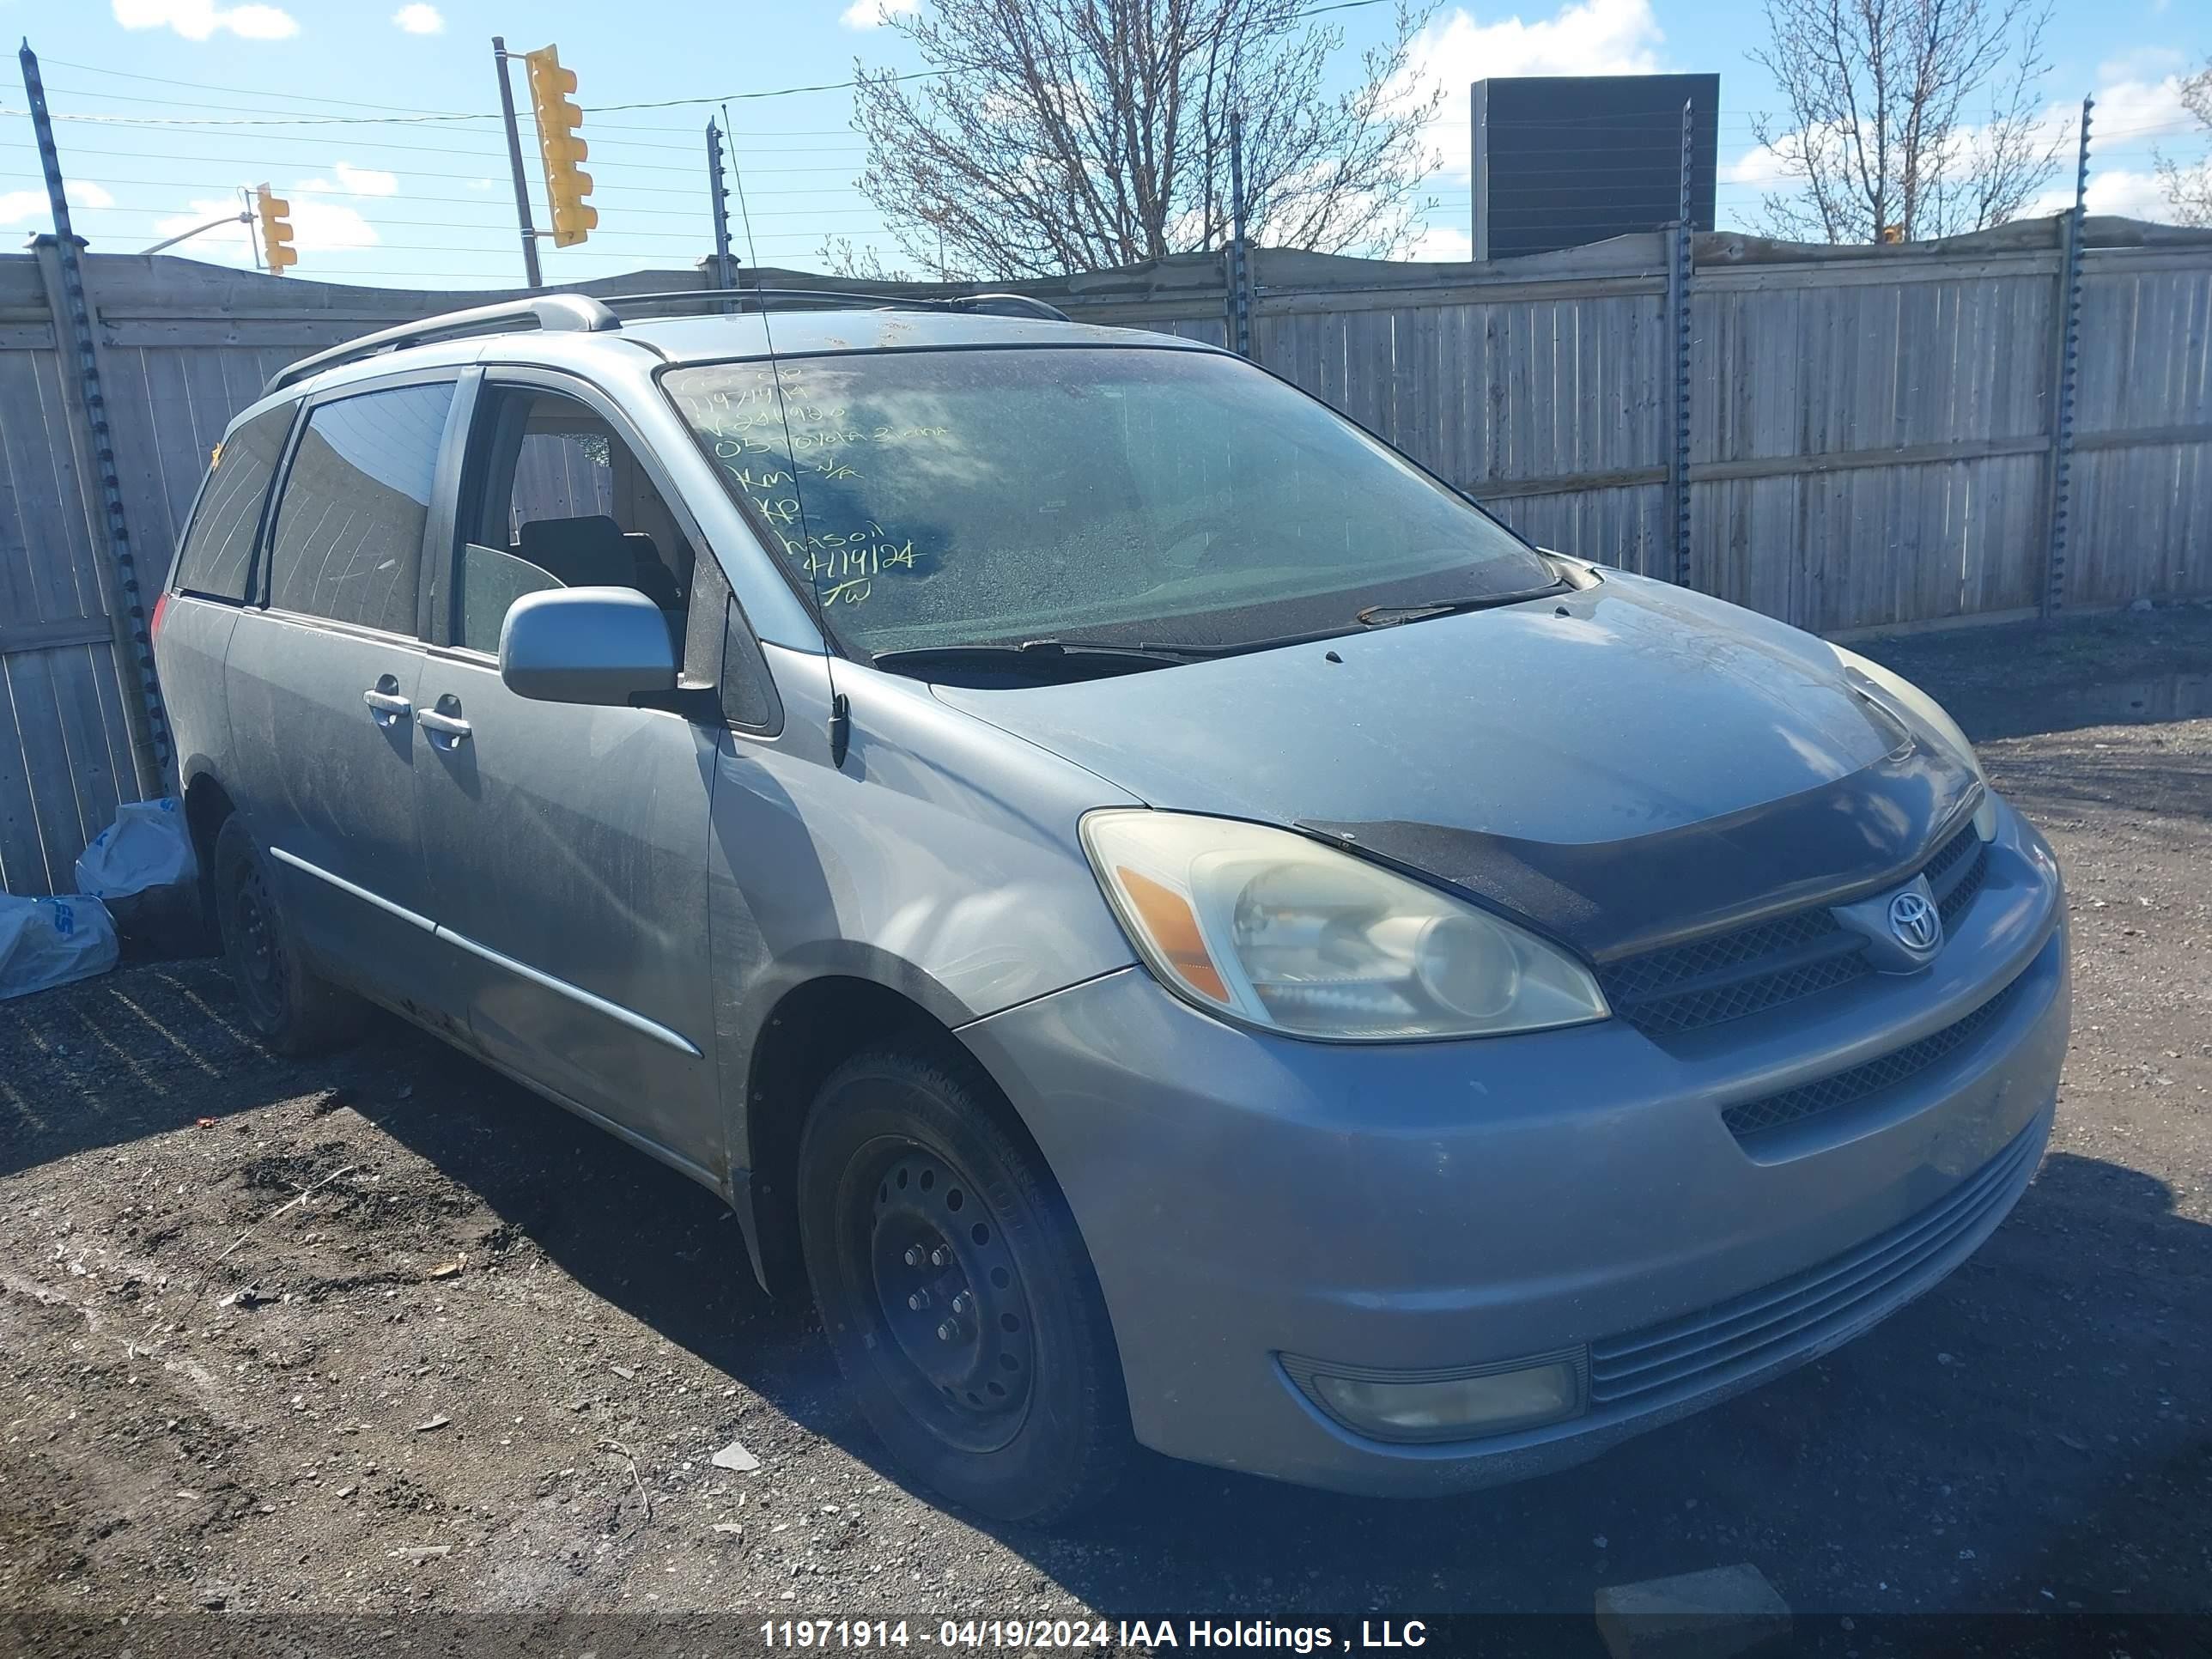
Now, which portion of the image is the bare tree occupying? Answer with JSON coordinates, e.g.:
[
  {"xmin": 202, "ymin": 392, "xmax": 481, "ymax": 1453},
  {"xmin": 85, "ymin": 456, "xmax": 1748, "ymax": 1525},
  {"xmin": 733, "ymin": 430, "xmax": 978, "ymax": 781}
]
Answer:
[
  {"xmin": 845, "ymin": 0, "xmax": 1443, "ymax": 279},
  {"xmin": 1750, "ymin": 0, "xmax": 2062, "ymax": 242},
  {"xmin": 816, "ymin": 234, "xmax": 921, "ymax": 282},
  {"xmin": 2155, "ymin": 58, "xmax": 2212, "ymax": 227}
]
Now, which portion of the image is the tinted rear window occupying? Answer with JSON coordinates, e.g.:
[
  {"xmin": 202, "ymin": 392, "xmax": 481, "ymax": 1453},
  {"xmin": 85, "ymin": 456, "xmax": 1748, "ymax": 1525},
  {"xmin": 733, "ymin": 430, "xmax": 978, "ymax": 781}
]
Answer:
[
  {"xmin": 172, "ymin": 402, "xmax": 295, "ymax": 604},
  {"xmin": 266, "ymin": 382, "xmax": 453, "ymax": 636}
]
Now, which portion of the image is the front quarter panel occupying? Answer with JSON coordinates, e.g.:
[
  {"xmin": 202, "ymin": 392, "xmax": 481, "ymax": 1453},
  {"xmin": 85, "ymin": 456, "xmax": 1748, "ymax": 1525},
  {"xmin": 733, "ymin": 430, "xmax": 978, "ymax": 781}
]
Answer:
[{"xmin": 707, "ymin": 645, "xmax": 1141, "ymax": 1153}]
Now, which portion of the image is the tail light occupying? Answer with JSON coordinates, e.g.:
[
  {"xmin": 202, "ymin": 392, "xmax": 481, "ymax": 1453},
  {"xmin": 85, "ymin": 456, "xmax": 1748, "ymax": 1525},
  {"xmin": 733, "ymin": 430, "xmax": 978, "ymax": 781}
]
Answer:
[{"xmin": 149, "ymin": 591, "xmax": 170, "ymax": 647}]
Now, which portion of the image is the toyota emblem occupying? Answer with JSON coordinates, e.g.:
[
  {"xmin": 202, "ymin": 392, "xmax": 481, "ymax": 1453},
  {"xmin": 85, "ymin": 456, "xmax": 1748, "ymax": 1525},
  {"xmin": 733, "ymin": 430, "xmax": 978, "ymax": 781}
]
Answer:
[{"xmin": 1888, "ymin": 890, "xmax": 1942, "ymax": 952}]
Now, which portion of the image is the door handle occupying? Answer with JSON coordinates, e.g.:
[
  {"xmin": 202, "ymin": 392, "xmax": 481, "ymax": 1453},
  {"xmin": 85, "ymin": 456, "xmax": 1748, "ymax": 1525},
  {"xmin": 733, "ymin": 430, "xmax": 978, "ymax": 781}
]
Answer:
[
  {"xmin": 363, "ymin": 684, "xmax": 411, "ymax": 724},
  {"xmin": 417, "ymin": 701, "xmax": 471, "ymax": 745}
]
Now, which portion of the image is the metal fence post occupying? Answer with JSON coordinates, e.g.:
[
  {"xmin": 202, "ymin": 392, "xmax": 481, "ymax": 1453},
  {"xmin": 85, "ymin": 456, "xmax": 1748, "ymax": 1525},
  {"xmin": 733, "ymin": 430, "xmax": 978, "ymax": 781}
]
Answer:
[
  {"xmin": 1227, "ymin": 111, "xmax": 1254, "ymax": 360},
  {"xmin": 705, "ymin": 118, "xmax": 736, "ymax": 292},
  {"xmin": 21, "ymin": 41, "xmax": 170, "ymax": 797},
  {"xmin": 1666, "ymin": 98, "xmax": 1694, "ymax": 587},
  {"xmin": 2043, "ymin": 95, "xmax": 2093, "ymax": 618}
]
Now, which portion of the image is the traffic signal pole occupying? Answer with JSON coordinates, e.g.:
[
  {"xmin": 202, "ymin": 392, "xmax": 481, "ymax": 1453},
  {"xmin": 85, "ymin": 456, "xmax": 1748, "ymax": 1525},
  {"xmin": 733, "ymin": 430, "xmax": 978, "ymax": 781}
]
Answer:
[{"xmin": 491, "ymin": 35, "xmax": 544, "ymax": 288}]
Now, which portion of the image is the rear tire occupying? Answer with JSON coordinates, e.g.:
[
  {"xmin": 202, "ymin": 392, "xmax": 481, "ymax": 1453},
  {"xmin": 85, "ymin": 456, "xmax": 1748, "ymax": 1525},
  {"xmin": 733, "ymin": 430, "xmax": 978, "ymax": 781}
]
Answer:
[
  {"xmin": 797, "ymin": 1048, "xmax": 1132, "ymax": 1525},
  {"xmin": 211, "ymin": 816, "xmax": 365, "ymax": 1054}
]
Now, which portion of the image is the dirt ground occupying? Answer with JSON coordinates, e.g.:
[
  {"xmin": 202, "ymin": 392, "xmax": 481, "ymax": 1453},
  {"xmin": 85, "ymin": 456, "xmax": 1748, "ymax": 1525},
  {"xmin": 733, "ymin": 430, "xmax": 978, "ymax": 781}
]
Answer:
[{"xmin": 2, "ymin": 606, "xmax": 2207, "ymax": 1651}]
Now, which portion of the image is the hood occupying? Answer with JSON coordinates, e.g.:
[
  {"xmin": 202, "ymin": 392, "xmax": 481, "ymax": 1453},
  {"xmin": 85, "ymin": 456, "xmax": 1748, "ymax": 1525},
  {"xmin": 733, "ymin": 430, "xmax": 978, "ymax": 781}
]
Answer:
[{"xmin": 933, "ymin": 570, "xmax": 1982, "ymax": 958}]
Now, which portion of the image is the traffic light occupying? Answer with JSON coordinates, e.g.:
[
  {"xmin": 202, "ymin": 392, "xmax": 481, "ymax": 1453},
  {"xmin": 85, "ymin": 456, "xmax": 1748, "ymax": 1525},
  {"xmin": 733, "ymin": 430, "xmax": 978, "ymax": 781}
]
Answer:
[
  {"xmin": 523, "ymin": 45, "xmax": 597, "ymax": 248},
  {"xmin": 254, "ymin": 184, "xmax": 297, "ymax": 273}
]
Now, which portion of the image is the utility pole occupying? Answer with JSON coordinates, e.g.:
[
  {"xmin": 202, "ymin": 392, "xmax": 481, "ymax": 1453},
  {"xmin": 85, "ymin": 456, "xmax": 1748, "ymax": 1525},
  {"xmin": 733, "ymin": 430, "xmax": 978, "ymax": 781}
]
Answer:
[
  {"xmin": 491, "ymin": 35, "xmax": 543, "ymax": 287},
  {"xmin": 705, "ymin": 118, "xmax": 736, "ymax": 290},
  {"xmin": 18, "ymin": 39, "xmax": 171, "ymax": 794}
]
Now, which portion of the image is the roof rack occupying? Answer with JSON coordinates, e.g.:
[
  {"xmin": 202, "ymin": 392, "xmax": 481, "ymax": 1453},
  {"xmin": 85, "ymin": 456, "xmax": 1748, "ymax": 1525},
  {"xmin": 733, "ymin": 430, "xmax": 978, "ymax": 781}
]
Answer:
[
  {"xmin": 599, "ymin": 287, "xmax": 1073, "ymax": 323},
  {"xmin": 262, "ymin": 285, "xmax": 1075, "ymax": 397},
  {"xmin": 263, "ymin": 294, "xmax": 620, "ymax": 395}
]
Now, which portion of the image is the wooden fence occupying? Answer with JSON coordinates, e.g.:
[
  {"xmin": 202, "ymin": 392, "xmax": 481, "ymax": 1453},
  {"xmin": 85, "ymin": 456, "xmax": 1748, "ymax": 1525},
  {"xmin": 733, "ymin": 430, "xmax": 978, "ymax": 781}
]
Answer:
[{"xmin": 3, "ymin": 216, "xmax": 2209, "ymax": 894}]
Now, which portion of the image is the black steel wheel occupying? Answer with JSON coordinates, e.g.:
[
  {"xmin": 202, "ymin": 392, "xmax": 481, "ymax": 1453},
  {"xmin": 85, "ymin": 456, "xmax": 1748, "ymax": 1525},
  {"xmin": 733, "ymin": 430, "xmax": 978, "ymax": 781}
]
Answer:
[
  {"xmin": 211, "ymin": 816, "xmax": 364, "ymax": 1054},
  {"xmin": 798, "ymin": 1048, "xmax": 1130, "ymax": 1524},
  {"xmin": 862, "ymin": 1143, "xmax": 1037, "ymax": 1449}
]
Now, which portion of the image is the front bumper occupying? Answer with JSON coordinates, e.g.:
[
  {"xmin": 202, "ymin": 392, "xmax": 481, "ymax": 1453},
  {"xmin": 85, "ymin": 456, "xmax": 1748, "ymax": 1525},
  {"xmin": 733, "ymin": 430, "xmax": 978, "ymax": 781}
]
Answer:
[{"xmin": 959, "ymin": 810, "xmax": 2069, "ymax": 1495}]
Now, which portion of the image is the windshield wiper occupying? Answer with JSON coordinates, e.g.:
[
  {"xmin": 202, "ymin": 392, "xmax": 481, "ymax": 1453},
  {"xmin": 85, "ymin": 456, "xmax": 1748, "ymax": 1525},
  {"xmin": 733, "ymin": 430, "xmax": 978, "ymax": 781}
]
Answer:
[
  {"xmin": 869, "ymin": 639, "xmax": 1203, "ymax": 678},
  {"xmin": 1355, "ymin": 579, "xmax": 1567, "ymax": 628}
]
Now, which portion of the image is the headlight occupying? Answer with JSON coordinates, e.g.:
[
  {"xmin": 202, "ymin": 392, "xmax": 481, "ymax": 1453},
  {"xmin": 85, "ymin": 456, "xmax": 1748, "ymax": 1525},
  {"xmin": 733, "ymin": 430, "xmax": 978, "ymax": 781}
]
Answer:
[
  {"xmin": 1832, "ymin": 647, "xmax": 1998, "ymax": 841},
  {"xmin": 1080, "ymin": 811, "xmax": 1608, "ymax": 1040}
]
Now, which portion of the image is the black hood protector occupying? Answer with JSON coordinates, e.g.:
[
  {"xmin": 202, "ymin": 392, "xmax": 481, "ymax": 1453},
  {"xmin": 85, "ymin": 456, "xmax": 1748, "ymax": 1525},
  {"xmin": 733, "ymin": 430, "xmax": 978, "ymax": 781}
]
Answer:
[{"xmin": 1301, "ymin": 737, "xmax": 1984, "ymax": 964}]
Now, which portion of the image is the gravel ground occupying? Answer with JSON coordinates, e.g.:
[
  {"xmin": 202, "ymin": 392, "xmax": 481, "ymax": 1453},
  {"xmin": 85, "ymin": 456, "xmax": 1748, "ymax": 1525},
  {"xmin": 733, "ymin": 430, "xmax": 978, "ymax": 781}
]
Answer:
[{"xmin": 2, "ymin": 606, "xmax": 2207, "ymax": 1648}]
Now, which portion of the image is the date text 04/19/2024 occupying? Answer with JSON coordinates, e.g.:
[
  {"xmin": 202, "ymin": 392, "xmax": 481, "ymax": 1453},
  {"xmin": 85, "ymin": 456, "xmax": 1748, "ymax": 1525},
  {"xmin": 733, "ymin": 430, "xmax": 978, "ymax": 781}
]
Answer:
[{"xmin": 760, "ymin": 1621, "xmax": 1431, "ymax": 1651}]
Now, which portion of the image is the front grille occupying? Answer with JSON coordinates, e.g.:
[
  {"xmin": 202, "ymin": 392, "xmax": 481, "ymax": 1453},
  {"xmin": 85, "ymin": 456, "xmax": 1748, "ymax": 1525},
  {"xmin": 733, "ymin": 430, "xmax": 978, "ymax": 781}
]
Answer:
[
  {"xmin": 1599, "ymin": 822, "xmax": 1988, "ymax": 1037},
  {"xmin": 1587, "ymin": 1114, "xmax": 2043, "ymax": 1409},
  {"xmin": 1937, "ymin": 840, "xmax": 1990, "ymax": 928},
  {"xmin": 1722, "ymin": 969, "xmax": 2027, "ymax": 1140}
]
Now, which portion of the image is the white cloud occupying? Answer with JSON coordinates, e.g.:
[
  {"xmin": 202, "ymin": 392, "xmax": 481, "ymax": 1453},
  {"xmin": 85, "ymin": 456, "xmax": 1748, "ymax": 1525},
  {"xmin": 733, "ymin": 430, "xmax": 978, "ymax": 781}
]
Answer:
[
  {"xmin": 1406, "ymin": 222, "xmax": 1475, "ymax": 261},
  {"xmin": 294, "ymin": 162, "xmax": 399, "ymax": 200},
  {"xmin": 1389, "ymin": 0, "xmax": 1664, "ymax": 184},
  {"xmin": 336, "ymin": 161, "xmax": 399, "ymax": 197},
  {"xmin": 112, "ymin": 0, "xmax": 299, "ymax": 40},
  {"xmin": 0, "ymin": 179, "xmax": 115, "ymax": 225},
  {"xmin": 840, "ymin": 0, "xmax": 917, "ymax": 29},
  {"xmin": 1723, "ymin": 141, "xmax": 1793, "ymax": 189},
  {"xmin": 392, "ymin": 3, "xmax": 443, "ymax": 32}
]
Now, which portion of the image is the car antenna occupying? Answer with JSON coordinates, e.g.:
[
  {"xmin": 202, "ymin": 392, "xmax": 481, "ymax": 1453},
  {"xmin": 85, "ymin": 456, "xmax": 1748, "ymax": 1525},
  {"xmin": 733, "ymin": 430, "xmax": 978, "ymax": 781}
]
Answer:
[{"xmin": 727, "ymin": 112, "xmax": 850, "ymax": 769}]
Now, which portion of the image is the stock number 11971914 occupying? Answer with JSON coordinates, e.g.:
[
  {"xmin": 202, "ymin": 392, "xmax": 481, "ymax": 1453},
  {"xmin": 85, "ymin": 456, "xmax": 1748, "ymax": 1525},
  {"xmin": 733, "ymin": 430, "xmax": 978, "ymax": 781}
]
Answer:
[{"xmin": 762, "ymin": 1621, "xmax": 1120, "ymax": 1649}]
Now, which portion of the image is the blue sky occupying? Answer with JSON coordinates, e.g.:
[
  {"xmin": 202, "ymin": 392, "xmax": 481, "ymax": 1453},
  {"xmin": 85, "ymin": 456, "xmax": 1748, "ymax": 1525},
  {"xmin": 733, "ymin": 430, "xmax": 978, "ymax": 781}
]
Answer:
[{"xmin": 1, "ymin": 0, "xmax": 2205, "ymax": 289}]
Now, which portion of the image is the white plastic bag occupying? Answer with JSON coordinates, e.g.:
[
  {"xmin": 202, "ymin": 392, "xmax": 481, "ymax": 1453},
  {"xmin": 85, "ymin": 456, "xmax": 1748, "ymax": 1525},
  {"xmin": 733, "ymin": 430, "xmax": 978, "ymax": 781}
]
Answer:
[
  {"xmin": 73, "ymin": 796, "xmax": 197, "ymax": 900},
  {"xmin": 0, "ymin": 893, "xmax": 119, "ymax": 1001}
]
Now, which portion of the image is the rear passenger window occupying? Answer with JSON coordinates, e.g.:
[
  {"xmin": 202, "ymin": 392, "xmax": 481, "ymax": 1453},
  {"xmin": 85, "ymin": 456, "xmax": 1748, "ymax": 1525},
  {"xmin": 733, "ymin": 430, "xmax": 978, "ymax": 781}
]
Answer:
[
  {"xmin": 266, "ymin": 382, "xmax": 453, "ymax": 635},
  {"xmin": 172, "ymin": 402, "xmax": 295, "ymax": 603}
]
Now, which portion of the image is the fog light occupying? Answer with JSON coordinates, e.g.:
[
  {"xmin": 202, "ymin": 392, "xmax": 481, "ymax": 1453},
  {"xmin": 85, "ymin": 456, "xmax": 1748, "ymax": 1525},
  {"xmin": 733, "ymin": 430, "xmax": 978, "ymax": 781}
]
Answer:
[{"xmin": 1286, "ymin": 1351, "xmax": 1587, "ymax": 1443}]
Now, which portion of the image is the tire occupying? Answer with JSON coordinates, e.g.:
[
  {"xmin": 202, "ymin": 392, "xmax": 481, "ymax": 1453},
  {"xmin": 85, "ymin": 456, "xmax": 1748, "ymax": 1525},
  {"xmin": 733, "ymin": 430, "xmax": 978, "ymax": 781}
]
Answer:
[
  {"xmin": 797, "ymin": 1048, "xmax": 1132, "ymax": 1525},
  {"xmin": 211, "ymin": 816, "xmax": 365, "ymax": 1054}
]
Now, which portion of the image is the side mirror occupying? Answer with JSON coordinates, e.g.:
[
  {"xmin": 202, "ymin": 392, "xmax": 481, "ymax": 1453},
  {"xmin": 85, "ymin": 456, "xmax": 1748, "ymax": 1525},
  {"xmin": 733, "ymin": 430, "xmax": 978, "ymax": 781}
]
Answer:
[{"xmin": 498, "ymin": 586, "xmax": 678, "ymax": 707}]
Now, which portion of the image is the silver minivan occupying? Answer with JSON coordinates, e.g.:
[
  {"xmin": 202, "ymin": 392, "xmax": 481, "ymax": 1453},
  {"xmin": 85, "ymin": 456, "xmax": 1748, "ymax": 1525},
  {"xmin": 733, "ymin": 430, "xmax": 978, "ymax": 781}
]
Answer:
[{"xmin": 154, "ymin": 292, "xmax": 2069, "ymax": 1522}]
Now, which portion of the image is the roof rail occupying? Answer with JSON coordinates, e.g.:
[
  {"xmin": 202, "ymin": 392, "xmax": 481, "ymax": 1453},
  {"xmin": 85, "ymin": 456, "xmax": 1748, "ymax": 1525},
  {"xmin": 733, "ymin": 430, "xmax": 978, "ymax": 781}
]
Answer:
[
  {"xmin": 601, "ymin": 287, "xmax": 1073, "ymax": 323},
  {"xmin": 263, "ymin": 293, "xmax": 621, "ymax": 396}
]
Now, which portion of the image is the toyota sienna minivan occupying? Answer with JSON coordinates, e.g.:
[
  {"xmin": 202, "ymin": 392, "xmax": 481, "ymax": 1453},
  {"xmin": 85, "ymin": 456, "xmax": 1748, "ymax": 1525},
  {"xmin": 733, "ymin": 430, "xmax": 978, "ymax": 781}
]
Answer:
[{"xmin": 153, "ymin": 290, "xmax": 2069, "ymax": 1523}]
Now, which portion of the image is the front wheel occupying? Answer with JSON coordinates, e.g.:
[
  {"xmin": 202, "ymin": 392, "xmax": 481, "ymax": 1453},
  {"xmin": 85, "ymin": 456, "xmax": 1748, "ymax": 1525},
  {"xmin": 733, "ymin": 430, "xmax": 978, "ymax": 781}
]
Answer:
[{"xmin": 797, "ymin": 1048, "xmax": 1131, "ymax": 1524}]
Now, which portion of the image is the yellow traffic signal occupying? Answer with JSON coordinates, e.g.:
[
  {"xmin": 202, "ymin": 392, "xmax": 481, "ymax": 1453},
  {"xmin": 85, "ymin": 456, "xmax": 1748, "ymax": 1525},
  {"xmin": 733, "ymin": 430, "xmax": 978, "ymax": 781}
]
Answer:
[
  {"xmin": 254, "ymin": 184, "xmax": 297, "ymax": 273},
  {"xmin": 523, "ymin": 45, "xmax": 597, "ymax": 248}
]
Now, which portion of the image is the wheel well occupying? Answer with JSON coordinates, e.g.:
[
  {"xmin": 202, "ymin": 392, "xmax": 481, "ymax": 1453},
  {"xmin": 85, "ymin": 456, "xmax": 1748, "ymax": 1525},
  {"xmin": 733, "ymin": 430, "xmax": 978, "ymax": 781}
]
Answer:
[
  {"xmin": 183, "ymin": 775, "xmax": 235, "ymax": 902},
  {"xmin": 742, "ymin": 977, "xmax": 1020, "ymax": 1298}
]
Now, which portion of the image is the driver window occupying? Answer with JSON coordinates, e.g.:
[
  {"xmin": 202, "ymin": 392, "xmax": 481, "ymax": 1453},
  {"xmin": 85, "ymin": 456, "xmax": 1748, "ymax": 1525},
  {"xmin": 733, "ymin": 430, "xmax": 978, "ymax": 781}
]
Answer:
[{"xmin": 455, "ymin": 386, "xmax": 696, "ymax": 653}]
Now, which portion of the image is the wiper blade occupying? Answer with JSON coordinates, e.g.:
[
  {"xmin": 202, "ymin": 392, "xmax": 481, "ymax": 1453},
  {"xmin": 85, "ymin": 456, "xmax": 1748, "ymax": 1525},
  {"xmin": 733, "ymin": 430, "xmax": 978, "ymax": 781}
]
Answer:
[
  {"xmin": 1355, "ymin": 580, "xmax": 1566, "ymax": 627},
  {"xmin": 869, "ymin": 639, "xmax": 1200, "ymax": 677}
]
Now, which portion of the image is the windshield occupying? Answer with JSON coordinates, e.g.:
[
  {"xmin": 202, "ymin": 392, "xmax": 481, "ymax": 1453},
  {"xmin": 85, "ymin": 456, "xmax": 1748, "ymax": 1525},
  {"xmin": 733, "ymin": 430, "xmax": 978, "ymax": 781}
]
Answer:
[{"xmin": 661, "ymin": 346, "xmax": 1555, "ymax": 659}]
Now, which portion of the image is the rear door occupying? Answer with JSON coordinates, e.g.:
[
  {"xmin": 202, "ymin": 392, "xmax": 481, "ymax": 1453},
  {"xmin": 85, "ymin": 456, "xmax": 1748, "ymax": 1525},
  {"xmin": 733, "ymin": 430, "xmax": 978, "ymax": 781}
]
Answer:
[
  {"xmin": 411, "ymin": 369, "xmax": 723, "ymax": 1179},
  {"xmin": 222, "ymin": 371, "xmax": 461, "ymax": 1003}
]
